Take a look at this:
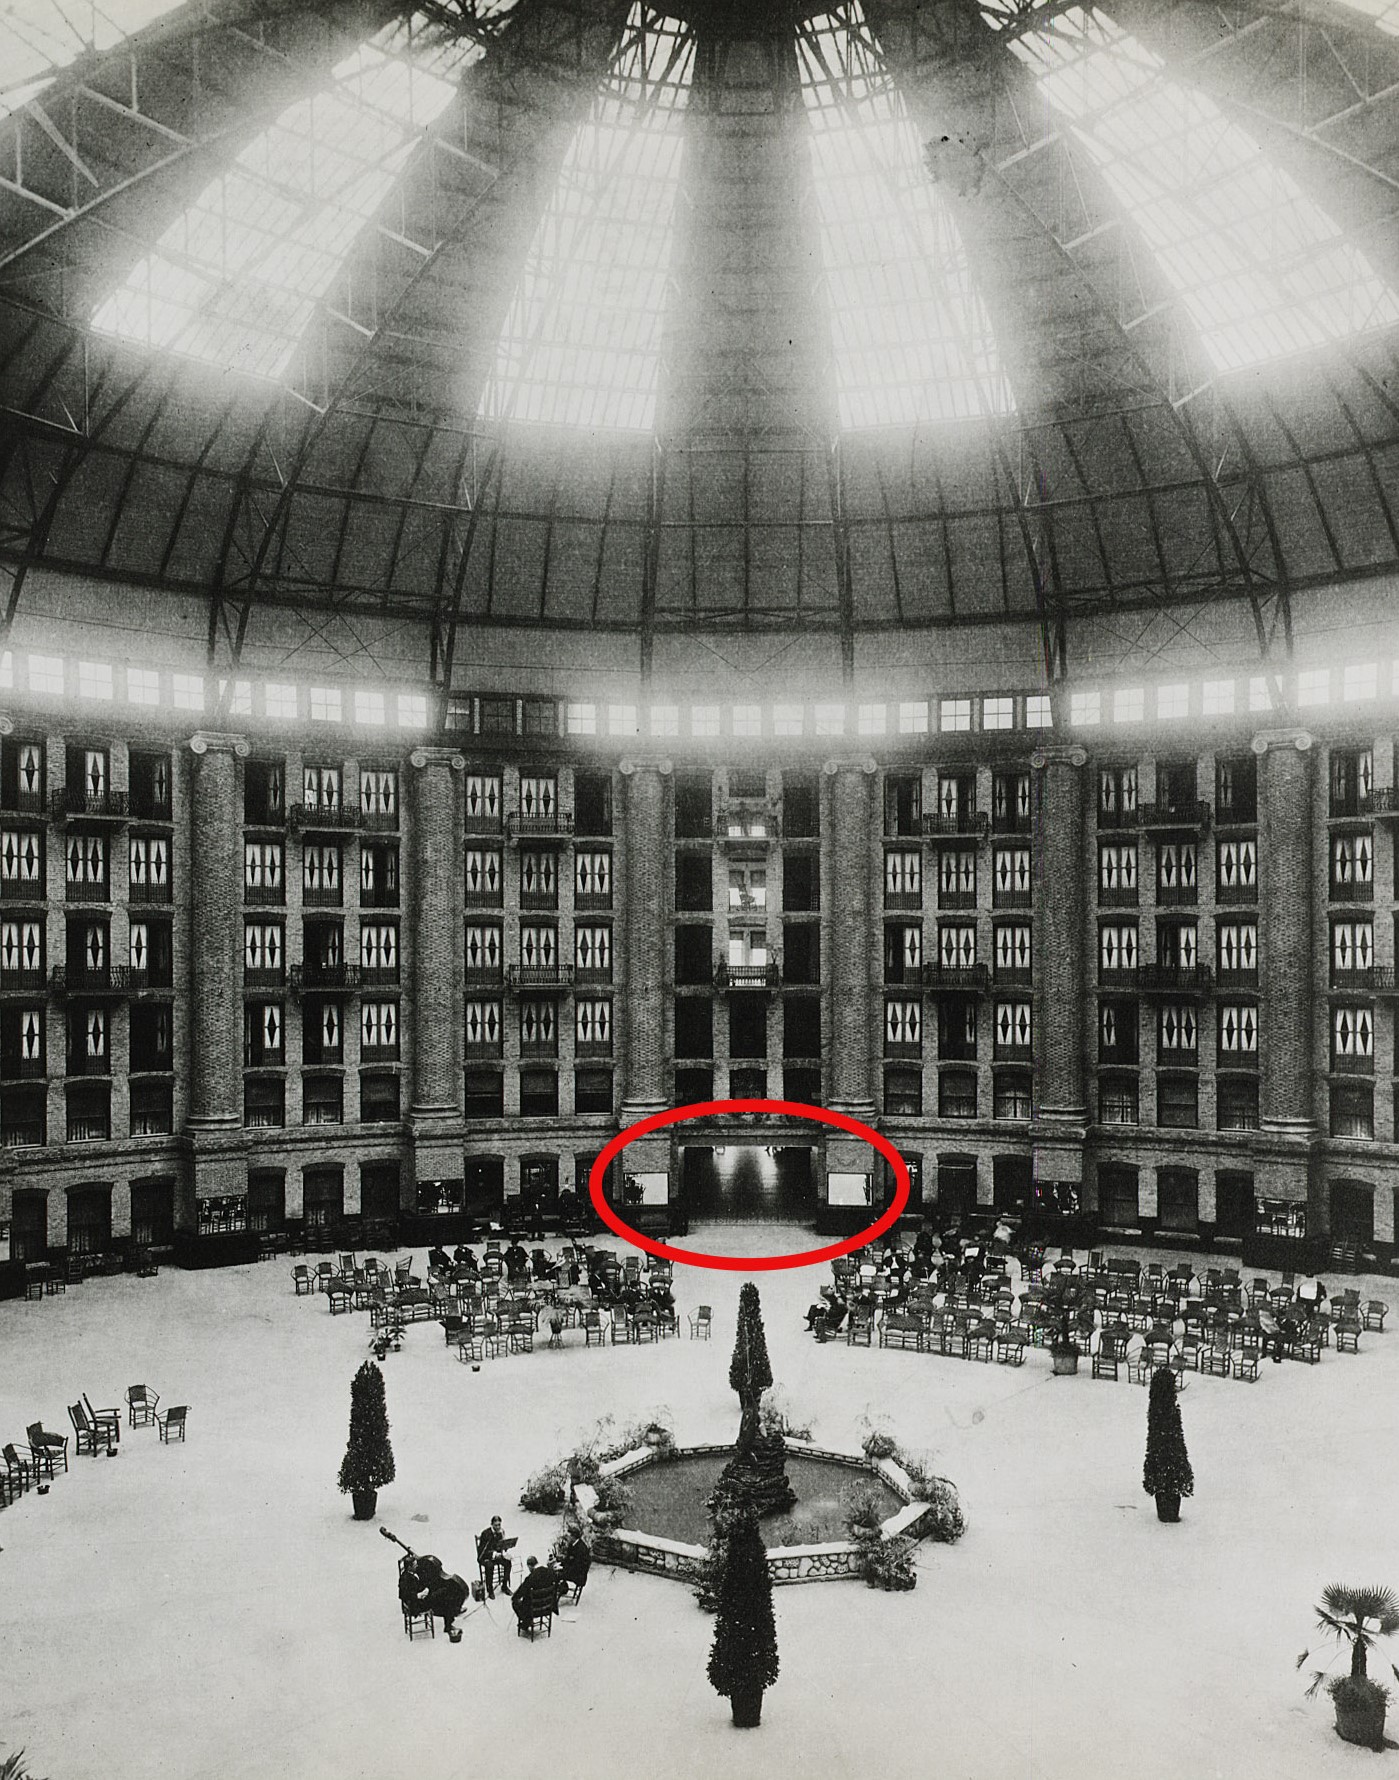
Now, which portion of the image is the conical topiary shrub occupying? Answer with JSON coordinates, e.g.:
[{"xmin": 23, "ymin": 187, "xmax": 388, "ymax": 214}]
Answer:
[
  {"xmin": 337, "ymin": 1360, "xmax": 395, "ymax": 1520},
  {"xmin": 1142, "ymin": 1366, "xmax": 1193, "ymax": 1522},
  {"xmin": 718, "ymin": 1283, "xmax": 794, "ymax": 1517},
  {"xmin": 707, "ymin": 1505, "xmax": 779, "ymax": 1727}
]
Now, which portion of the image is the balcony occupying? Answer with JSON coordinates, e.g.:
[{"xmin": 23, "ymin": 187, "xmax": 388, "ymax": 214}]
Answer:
[
  {"xmin": 505, "ymin": 963, "xmax": 573, "ymax": 990},
  {"xmin": 1097, "ymin": 804, "xmax": 1139, "ymax": 831},
  {"xmin": 922, "ymin": 962, "xmax": 990, "ymax": 993},
  {"xmin": 0, "ymin": 1057, "xmax": 45, "ymax": 1080},
  {"xmin": 1098, "ymin": 965, "xmax": 1140, "ymax": 990},
  {"xmin": 290, "ymin": 962, "xmax": 361, "ymax": 995},
  {"xmin": 922, "ymin": 810, "xmax": 989, "ymax": 841},
  {"xmin": 126, "ymin": 970, "xmax": 173, "ymax": 995},
  {"xmin": 1138, "ymin": 800, "xmax": 1211, "ymax": 832},
  {"xmin": 1363, "ymin": 787, "xmax": 1399, "ymax": 821},
  {"xmin": 129, "ymin": 879, "xmax": 173, "ymax": 906},
  {"xmin": 64, "ymin": 1052, "xmax": 111, "ymax": 1078},
  {"xmin": 64, "ymin": 879, "xmax": 110, "ymax": 905},
  {"xmin": 130, "ymin": 794, "xmax": 173, "ymax": 824},
  {"xmin": 302, "ymin": 885, "xmax": 344, "ymax": 909},
  {"xmin": 994, "ymin": 965, "xmax": 1033, "ymax": 989},
  {"xmin": 51, "ymin": 788, "xmax": 128, "ymax": 823},
  {"xmin": 290, "ymin": 802, "xmax": 361, "ymax": 833},
  {"xmin": 1216, "ymin": 880, "xmax": 1257, "ymax": 906},
  {"xmin": 1138, "ymin": 963, "xmax": 1213, "ymax": 995},
  {"xmin": 243, "ymin": 967, "xmax": 285, "ymax": 992},
  {"xmin": 714, "ymin": 961, "xmax": 781, "ymax": 991},
  {"xmin": 49, "ymin": 965, "xmax": 130, "ymax": 996},
  {"xmin": 0, "ymin": 968, "xmax": 46, "ymax": 994},
  {"xmin": 937, "ymin": 888, "xmax": 978, "ymax": 912},
  {"xmin": 884, "ymin": 890, "xmax": 922, "ymax": 912},
  {"xmin": 506, "ymin": 810, "xmax": 574, "ymax": 842},
  {"xmin": 718, "ymin": 811, "xmax": 778, "ymax": 848},
  {"xmin": 360, "ymin": 805, "xmax": 400, "ymax": 834},
  {"xmin": 1098, "ymin": 885, "xmax": 1139, "ymax": 909},
  {"xmin": 1331, "ymin": 965, "xmax": 1398, "ymax": 996},
  {"xmin": 1329, "ymin": 880, "xmax": 1374, "ymax": 904}
]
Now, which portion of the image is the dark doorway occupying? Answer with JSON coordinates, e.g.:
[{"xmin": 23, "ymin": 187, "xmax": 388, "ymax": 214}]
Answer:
[
  {"xmin": 1215, "ymin": 1170, "xmax": 1254, "ymax": 1240},
  {"xmin": 131, "ymin": 1177, "xmax": 176, "ymax": 1246},
  {"xmin": 12, "ymin": 1190, "xmax": 47, "ymax": 1262},
  {"xmin": 67, "ymin": 1185, "xmax": 112, "ymax": 1256},
  {"xmin": 1331, "ymin": 1178, "xmax": 1375, "ymax": 1244},
  {"xmin": 937, "ymin": 1157, "xmax": 978, "ymax": 1223},
  {"xmin": 993, "ymin": 1155, "xmax": 1033, "ymax": 1215},
  {"xmin": 682, "ymin": 1145, "xmax": 813, "ymax": 1222},
  {"xmin": 303, "ymin": 1166, "xmax": 344, "ymax": 1230},
  {"xmin": 521, "ymin": 1154, "xmax": 560, "ymax": 1221},
  {"xmin": 360, "ymin": 1162, "xmax": 401, "ymax": 1222},
  {"xmin": 464, "ymin": 1155, "xmax": 504, "ymax": 1218}
]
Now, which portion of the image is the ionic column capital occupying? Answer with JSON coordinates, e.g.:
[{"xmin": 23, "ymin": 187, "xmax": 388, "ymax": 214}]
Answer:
[
  {"xmin": 189, "ymin": 732, "xmax": 249, "ymax": 759},
  {"xmin": 1251, "ymin": 728, "xmax": 1313, "ymax": 757}
]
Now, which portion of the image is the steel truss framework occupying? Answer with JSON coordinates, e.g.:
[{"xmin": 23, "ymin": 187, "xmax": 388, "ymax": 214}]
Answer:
[{"xmin": 3, "ymin": 0, "xmax": 1399, "ymax": 709}]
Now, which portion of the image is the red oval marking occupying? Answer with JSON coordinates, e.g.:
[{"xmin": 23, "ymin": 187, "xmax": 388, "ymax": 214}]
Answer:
[{"xmin": 587, "ymin": 1099, "xmax": 910, "ymax": 1272}]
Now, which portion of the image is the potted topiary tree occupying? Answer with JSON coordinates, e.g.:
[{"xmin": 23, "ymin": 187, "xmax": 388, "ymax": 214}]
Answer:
[
  {"xmin": 337, "ymin": 1360, "xmax": 395, "ymax": 1521},
  {"xmin": 1050, "ymin": 1310, "xmax": 1081, "ymax": 1377},
  {"xmin": 1302, "ymin": 1584, "xmax": 1399, "ymax": 1750},
  {"xmin": 1142, "ymin": 1366, "xmax": 1193, "ymax": 1522},
  {"xmin": 707, "ymin": 1505, "xmax": 779, "ymax": 1727}
]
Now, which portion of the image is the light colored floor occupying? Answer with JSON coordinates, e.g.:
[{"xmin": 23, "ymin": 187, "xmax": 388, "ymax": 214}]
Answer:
[{"xmin": 2, "ymin": 1224, "xmax": 1395, "ymax": 1780}]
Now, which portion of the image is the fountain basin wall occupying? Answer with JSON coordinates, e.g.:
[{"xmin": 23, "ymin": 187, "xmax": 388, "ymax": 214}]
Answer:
[{"xmin": 583, "ymin": 1438, "xmax": 937, "ymax": 1586}]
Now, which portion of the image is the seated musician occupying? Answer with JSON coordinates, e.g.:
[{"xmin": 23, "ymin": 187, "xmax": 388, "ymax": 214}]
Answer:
[
  {"xmin": 503, "ymin": 1240, "xmax": 530, "ymax": 1281},
  {"xmin": 399, "ymin": 1553, "xmax": 469, "ymax": 1642},
  {"xmin": 512, "ymin": 1555, "xmax": 562, "ymax": 1629},
  {"xmin": 477, "ymin": 1515, "xmax": 514, "ymax": 1597},
  {"xmin": 427, "ymin": 1245, "xmax": 452, "ymax": 1274}
]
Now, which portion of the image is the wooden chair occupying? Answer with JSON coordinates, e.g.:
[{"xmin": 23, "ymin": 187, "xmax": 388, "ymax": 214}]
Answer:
[
  {"xmin": 609, "ymin": 1305, "xmax": 633, "ymax": 1344},
  {"xmin": 441, "ymin": 1314, "xmax": 467, "ymax": 1347},
  {"xmin": 1202, "ymin": 1343, "xmax": 1232, "ymax": 1380},
  {"xmin": 82, "ymin": 1393, "xmax": 120, "ymax": 1445},
  {"xmin": 127, "ymin": 1385, "xmax": 160, "ymax": 1428},
  {"xmin": 157, "ymin": 1405, "xmax": 188, "ymax": 1443},
  {"xmin": 689, "ymin": 1305, "xmax": 712, "ymax": 1340},
  {"xmin": 582, "ymin": 1309, "xmax": 607, "ymax": 1347},
  {"xmin": 1232, "ymin": 1349, "xmax": 1260, "ymax": 1382},
  {"xmin": 68, "ymin": 1403, "xmax": 103, "ymax": 1457},
  {"xmin": 3, "ymin": 1443, "xmax": 34, "ymax": 1496},
  {"xmin": 1365, "ymin": 1300, "xmax": 1389, "ymax": 1332},
  {"xmin": 291, "ymin": 1265, "xmax": 313, "ymax": 1295},
  {"xmin": 846, "ymin": 1306, "xmax": 874, "ymax": 1347},
  {"xmin": 1334, "ymin": 1317, "xmax": 1362, "ymax": 1355},
  {"xmin": 326, "ymin": 1280, "xmax": 353, "ymax": 1315},
  {"xmin": 1091, "ymin": 1337, "xmax": 1121, "ymax": 1382},
  {"xmin": 403, "ymin": 1604, "xmax": 435, "ymax": 1639},
  {"xmin": 27, "ymin": 1422, "xmax": 69, "ymax": 1475}
]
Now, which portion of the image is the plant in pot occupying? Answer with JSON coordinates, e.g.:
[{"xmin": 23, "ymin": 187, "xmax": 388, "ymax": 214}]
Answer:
[
  {"xmin": 707, "ymin": 1504, "xmax": 779, "ymax": 1728},
  {"xmin": 1301, "ymin": 1584, "xmax": 1399, "ymax": 1751},
  {"xmin": 337, "ymin": 1360, "xmax": 395, "ymax": 1521},
  {"xmin": 1050, "ymin": 1310, "xmax": 1081, "ymax": 1377},
  {"xmin": 1142, "ymin": 1366, "xmax": 1193, "ymax": 1522}
]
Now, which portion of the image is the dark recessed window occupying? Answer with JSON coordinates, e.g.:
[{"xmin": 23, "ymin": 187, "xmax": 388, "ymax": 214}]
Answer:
[
  {"xmin": 574, "ymin": 1068, "xmax": 613, "ymax": 1114},
  {"xmin": 783, "ymin": 853, "xmax": 819, "ymax": 912},
  {"xmin": 885, "ymin": 1066, "xmax": 923, "ymax": 1117},
  {"xmin": 303, "ymin": 1074, "xmax": 343, "ymax": 1126},
  {"xmin": 783, "ymin": 995, "xmax": 821, "ymax": 1059},
  {"xmin": 243, "ymin": 1077, "xmax": 284, "ymax": 1129},
  {"xmin": 674, "ymin": 1067, "xmax": 713, "ymax": 1105},
  {"xmin": 1156, "ymin": 1074, "xmax": 1198, "ymax": 1129},
  {"xmin": 359, "ymin": 1072, "xmax": 401, "ymax": 1124},
  {"xmin": 675, "ymin": 998, "xmax": 713, "ymax": 1059},
  {"xmin": 574, "ymin": 772, "xmax": 613, "ymax": 836},
  {"xmin": 675, "ymin": 851, "xmax": 712, "ymax": 912},
  {"xmin": 520, "ymin": 1068, "xmax": 558, "ymax": 1117},
  {"xmin": 465, "ymin": 1069, "xmax": 503, "ymax": 1119},
  {"xmin": 937, "ymin": 1070, "xmax": 975, "ymax": 1119}
]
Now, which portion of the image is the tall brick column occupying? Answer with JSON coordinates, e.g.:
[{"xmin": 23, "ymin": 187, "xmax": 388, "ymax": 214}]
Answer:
[
  {"xmin": 187, "ymin": 732, "xmax": 248, "ymax": 1208},
  {"xmin": 408, "ymin": 747, "xmax": 466, "ymax": 1184},
  {"xmin": 1255, "ymin": 729, "xmax": 1315, "ymax": 1136},
  {"xmin": 824, "ymin": 758, "xmax": 877, "ymax": 1118},
  {"xmin": 619, "ymin": 758, "xmax": 670, "ymax": 1123},
  {"xmin": 1030, "ymin": 744, "xmax": 1088, "ymax": 1191}
]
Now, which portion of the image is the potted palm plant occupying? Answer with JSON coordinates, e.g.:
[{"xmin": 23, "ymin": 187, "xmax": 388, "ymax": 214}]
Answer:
[
  {"xmin": 1301, "ymin": 1584, "xmax": 1399, "ymax": 1751},
  {"xmin": 1050, "ymin": 1310, "xmax": 1080, "ymax": 1377}
]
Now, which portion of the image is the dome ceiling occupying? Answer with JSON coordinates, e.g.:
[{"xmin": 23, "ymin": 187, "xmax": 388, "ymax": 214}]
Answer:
[{"xmin": 3, "ymin": 0, "xmax": 1399, "ymax": 695}]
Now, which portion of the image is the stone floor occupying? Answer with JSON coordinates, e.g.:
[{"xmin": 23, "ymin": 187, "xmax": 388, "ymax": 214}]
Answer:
[{"xmin": 2, "ymin": 1223, "xmax": 1396, "ymax": 1780}]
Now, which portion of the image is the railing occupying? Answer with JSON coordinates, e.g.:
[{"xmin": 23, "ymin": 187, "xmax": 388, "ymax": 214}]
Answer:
[
  {"xmin": 1138, "ymin": 963, "xmax": 1213, "ymax": 993},
  {"xmin": 290, "ymin": 802, "xmax": 361, "ymax": 832},
  {"xmin": 0, "ymin": 878, "xmax": 44, "ymax": 902},
  {"xmin": 64, "ymin": 879, "xmax": 110, "ymax": 904},
  {"xmin": 0, "ymin": 969, "xmax": 47, "ymax": 994},
  {"xmin": 1098, "ymin": 965, "xmax": 1140, "ymax": 989},
  {"xmin": 937, "ymin": 889, "xmax": 978, "ymax": 911},
  {"xmin": 64, "ymin": 1052, "xmax": 111, "ymax": 1077},
  {"xmin": 1329, "ymin": 881, "xmax": 1374, "ymax": 903},
  {"xmin": 0, "ymin": 790, "xmax": 45, "ymax": 817},
  {"xmin": 993, "ymin": 1044, "xmax": 1034, "ymax": 1064},
  {"xmin": 506, "ymin": 811, "xmax": 574, "ymax": 840},
  {"xmin": 505, "ymin": 963, "xmax": 573, "ymax": 989},
  {"xmin": 360, "ymin": 807, "xmax": 400, "ymax": 833},
  {"xmin": 714, "ymin": 961, "xmax": 781, "ymax": 990},
  {"xmin": 49, "ymin": 965, "xmax": 130, "ymax": 994},
  {"xmin": 1, "ymin": 1122, "xmax": 45, "ymax": 1146},
  {"xmin": 126, "ymin": 969, "xmax": 173, "ymax": 994},
  {"xmin": 884, "ymin": 890, "xmax": 922, "ymax": 911},
  {"xmin": 130, "ymin": 796, "xmax": 173, "ymax": 823},
  {"xmin": 67, "ymin": 1116, "xmax": 112, "ymax": 1142},
  {"xmin": 884, "ymin": 1041, "xmax": 923, "ymax": 1061},
  {"xmin": 991, "ymin": 888, "xmax": 1032, "ymax": 910},
  {"xmin": 129, "ymin": 879, "xmax": 173, "ymax": 905},
  {"xmin": 575, "ymin": 1039, "xmax": 613, "ymax": 1059},
  {"xmin": 1331, "ymin": 1053, "xmax": 1376, "ymax": 1076},
  {"xmin": 1216, "ymin": 881, "xmax": 1257, "ymax": 905},
  {"xmin": 360, "ymin": 1043, "xmax": 401, "ymax": 1064},
  {"xmin": 243, "ymin": 883, "xmax": 286, "ymax": 906},
  {"xmin": 574, "ymin": 891, "xmax": 613, "ymax": 911},
  {"xmin": 1138, "ymin": 800, "xmax": 1211, "ymax": 831},
  {"xmin": 290, "ymin": 963, "xmax": 361, "ymax": 993},
  {"xmin": 1156, "ymin": 884, "xmax": 1198, "ymax": 907},
  {"xmin": 922, "ymin": 810, "xmax": 989, "ymax": 840},
  {"xmin": 359, "ymin": 964, "xmax": 401, "ymax": 988},
  {"xmin": 1097, "ymin": 805, "xmax": 1139, "ymax": 831},
  {"xmin": 993, "ymin": 965, "xmax": 1033, "ymax": 988},
  {"xmin": 302, "ymin": 886, "xmax": 344, "ymax": 908},
  {"xmin": 359, "ymin": 885, "xmax": 400, "ymax": 910},
  {"xmin": 1098, "ymin": 885, "xmax": 1139, "ymax": 908},
  {"xmin": 0, "ymin": 1057, "xmax": 45, "ymax": 1080},
  {"xmin": 243, "ymin": 801, "xmax": 286, "ymax": 828},
  {"xmin": 1362, "ymin": 787, "xmax": 1399, "ymax": 819},
  {"xmin": 1215, "ymin": 968, "xmax": 1259, "ymax": 991},
  {"xmin": 51, "ymin": 788, "xmax": 128, "ymax": 821},
  {"xmin": 1331, "ymin": 965, "xmax": 1397, "ymax": 994},
  {"xmin": 922, "ymin": 962, "xmax": 990, "ymax": 992},
  {"xmin": 719, "ymin": 812, "xmax": 779, "ymax": 843},
  {"xmin": 243, "ymin": 967, "xmax": 285, "ymax": 991}
]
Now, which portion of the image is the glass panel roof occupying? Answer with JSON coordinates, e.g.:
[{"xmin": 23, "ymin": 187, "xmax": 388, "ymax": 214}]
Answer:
[
  {"xmin": 479, "ymin": 5, "xmax": 695, "ymax": 433},
  {"xmin": 994, "ymin": 4, "xmax": 1399, "ymax": 372},
  {"xmin": 1, "ymin": 0, "xmax": 191, "ymax": 118},
  {"xmin": 90, "ymin": 12, "xmax": 494, "ymax": 380},
  {"xmin": 797, "ymin": 1, "xmax": 1013, "ymax": 429},
  {"xmin": 1331, "ymin": 0, "xmax": 1399, "ymax": 37}
]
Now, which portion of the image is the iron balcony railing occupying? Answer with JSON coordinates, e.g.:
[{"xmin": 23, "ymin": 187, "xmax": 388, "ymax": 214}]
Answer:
[
  {"xmin": 289, "ymin": 802, "xmax": 361, "ymax": 833},
  {"xmin": 505, "ymin": 963, "xmax": 573, "ymax": 990},
  {"xmin": 922, "ymin": 810, "xmax": 989, "ymax": 840},
  {"xmin": 1138, "ymin": 800, "xmax": 1212, "ymax": 832},
  {"xmin": 49, "ymin": 965, "xmax": 130, "ymax": 995},
  {"xmin": 506, "ymin": 811, "xmax": 574, "ymax": 841},
  {"xmin": 51, "ymin": 788, "xmax": 129, "ymax": 822},
  {"xmin": 714, "ymin": 961, "xmax": 781, "ymax": 991},
  {"xmin": 921, "ymin": 962, "xmax": 990, "ymax": 993},
  {"xmin": 1138, "ymin": 963, "xmax": 1213, "ymax": 994}
]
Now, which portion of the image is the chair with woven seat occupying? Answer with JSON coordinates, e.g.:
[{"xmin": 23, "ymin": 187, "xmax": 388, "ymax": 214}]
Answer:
[
  {"xmin": 689, "ymin": 1305, "xmax": 712, "ymax": 1340},
  {"xmin": 291, "ymin": 1264, "xmax": 313, "ymax": 1296},
  {"xmin": 68, "ymin": 1403, "xmax": 103, "ymax": 1457},
  {"xmin": 126, "ymin": 1385, "xmax": 160, "ymax": 1429},
  {"xmin": 156, "ymin": 1405, "xmax": 188, "ymax": 1443},
  {"xmin": 1365, "ymin": 1300, "xmax": 1389, "ymax": 1333},
  {"xmin": 609, "ymin": 1305, "xmax": 633, "ymax": 1345},
  {"xmin": 3, "ymin": 1443, "xmax": 34, "ymax": 1497},
  {"xmin": 1334, "ymin": 1317, "xmax": 1362, "ymax": 1355},
  {"xmin": 582, "ymin": 1309, "xmax": 607, "ymax": 1347},
  {"xmin": 27, "ymin": 1422, "xmax": 68, "ymax": 1475},
  {"xmin": 83, "ymin": 1393, "xmax": 120, "ymax": 1446}
]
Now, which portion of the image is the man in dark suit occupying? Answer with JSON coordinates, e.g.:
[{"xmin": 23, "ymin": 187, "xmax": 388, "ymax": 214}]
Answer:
[
  {"xmin": 477, "ymin": 1515, "xmax": 513, "ymax": 1597},
  {"xmin": 512, "ymin": 1555, "xmax": 561, "ymax": 1630}
]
